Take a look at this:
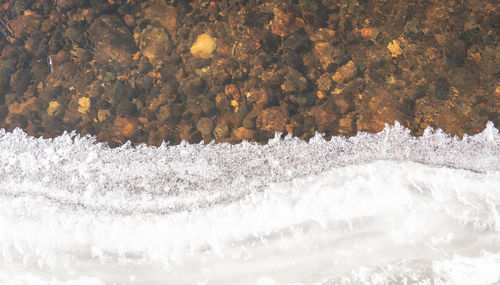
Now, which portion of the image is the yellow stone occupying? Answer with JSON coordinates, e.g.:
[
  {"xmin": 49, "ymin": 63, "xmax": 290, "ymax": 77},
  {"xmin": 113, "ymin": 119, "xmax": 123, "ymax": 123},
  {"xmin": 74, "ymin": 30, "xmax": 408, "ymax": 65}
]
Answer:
[
  {"xmin": 97, "ymin": 109, "xmax": 111, "ymax": 122},
  {"xmin": 331, "ymin": 88, "xmax": 343, "ymax": 95},
  {"xmin": 230, "ymin": 100, "xmax": 239, "ymax": 112},
  {"xmin": 47, "ymin": 101, "xmax": 60, "ymax": 116},
  {"xmin": 190, "ymin": 34, "xmax": 216, "ymax": 58},
  {"xmin": 78, "ymin": 97, "xmax": 90, "ymax": 114},
  {"xmin": 317, "ymin": 90, "xmax": 326, "ymax": 99},
  {"xmin": 387, "ymin": 39, "xmax": 402, "ymax": 57},
  {"xmin": 386, "ymin": 75, "xmax": 396, "ymax": 85}
]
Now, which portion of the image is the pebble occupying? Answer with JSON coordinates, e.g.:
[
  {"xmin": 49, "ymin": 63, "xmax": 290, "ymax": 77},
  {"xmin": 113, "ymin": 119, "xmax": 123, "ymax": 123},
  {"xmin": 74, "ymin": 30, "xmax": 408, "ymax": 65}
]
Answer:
[
  {"xmin": 259, "ymin": 107, "xmax": 289, "ymax": 132},
  {"xmin": 213, "ymin": 121, "xmax": 229, "ymax": 139},
  {"xmin": 139, "ymin": 26, "xmax": 171, "ymax": 68},
  {"xmin": 331, "ymin": 61, "xmax": 358, "ymax": 84},
  {"xmin": 190, "ymin": 34, "xmax": 217, "ymax": 59},
  {"xmin": 47, "ymin": 101, "xmax": 61, "ymax": 116},
  {"xmin": 281, "ymin": 67, "xmax": 308, "ymax": 93},
  {"xmin": 232, "ymin": 127, "xmax": 255, "ymax": 141},
  {"xmin": 196, "ymin": 117, "xmax": 214, "ymax": 136}
]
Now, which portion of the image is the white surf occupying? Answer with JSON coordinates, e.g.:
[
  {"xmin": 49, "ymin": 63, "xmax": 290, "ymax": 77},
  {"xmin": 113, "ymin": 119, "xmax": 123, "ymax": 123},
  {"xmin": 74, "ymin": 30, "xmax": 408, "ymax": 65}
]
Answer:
[{"xmin": 0, "ymin": 122, "xmax": 499, "ymax": 285}]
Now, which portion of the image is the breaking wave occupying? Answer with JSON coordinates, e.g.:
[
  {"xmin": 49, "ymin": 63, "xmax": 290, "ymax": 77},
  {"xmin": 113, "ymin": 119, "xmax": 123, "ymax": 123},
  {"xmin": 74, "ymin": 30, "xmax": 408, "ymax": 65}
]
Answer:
[{"xmin": 0, "ymin": 122, "xmax": 499, "ymax": 284}]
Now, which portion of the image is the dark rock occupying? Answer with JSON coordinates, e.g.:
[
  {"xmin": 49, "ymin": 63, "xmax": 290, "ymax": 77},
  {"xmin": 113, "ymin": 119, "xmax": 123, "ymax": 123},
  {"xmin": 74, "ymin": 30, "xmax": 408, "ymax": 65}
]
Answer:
[
  {"xmin": 288, "ymin": 92, "xmax": 315, "ymax": 106},
  {"xmin": 179, "ymin": 75, "xmax": 204, "ymax": 97},
  {"xmin": 57, "ymin": 0, "xmax": 86, "ymax": 9},
  {"xmin": 245, "ymin": 11, "xmax": 273, "ymax": 28},
  {"xmin": 87, "ymin": 15, "xmax": 137, "ymax": 68},
  {"xmin": 138, "ymin": 26, "xmax": 171, "ymax": 68},
  {"xmin": 254, "ymin": 52, "xmax": 272, "ymax": 68},
  {"xmin": 0, "ymin": 105, "xmax": 8, "ymax": 121},
  {"xmin": 263, "ymin": 32, "xmax": 281, "ymax": 52},
  {"xmin": 279, "ymin": 49, "xmax": 302, "ymax": 68},
  {"xmin": 138, "ymin": 57, "xmax": 153, "ymax": 74},
  {"xmin": 445, "ymin": 38, "xmax": 467, "ymax": 66},
  {"xmin": 214, "ymin": 121, "xmax": 229, "ymax": 139},
  {"xmin": 30, "ymin": 60, "xmax": 49, "ymax": 82},
  {"xmin": 271, "ymin": 10, "xmax": 305, "ymax": 38},
  {"xmin": 72, "ymin": 48, "xmax": 92, "ymax": 62},
  {"xmin": 196, "ymin": 117, "xmax": 214, "ymax": 136},
  {"xmin": 10, "ymin": 69, "xmax": 30, "ymax": 95},
  {"xmin": 433, "ymin": 79, "xmax": 449, "ymax": 100},
  {"xmin": 243, "ymin": 111, "xmax": 258, "ymax": 129},
  {"xmin": 317, "ymin": 73, "xmax": 333, "ymax": 91},
  {"xmin": 283, "ymin": 30, "xmax": 310, "ymax": 52},
  {"xmin": 0, "ymin": 73, "xmax": 10, "ymax": 96},
  {"xmin": 106, "ymin": 81, "xmax": 134, "ymax": 104},
  {"xmin": 116, "ymin": 101, "xmax": 137, "ymax": 117},
  {"xmin": 259, "ymin": 106, "xmax": 289, "ymax": 132},
  {"xmin": 332, "ymin": 60, "xmax": 357, "ymax": 84},
  {"xmin": 281, "ymin": 67, "xmax": 308, "ymax": 93},
  {"xmin": 156, "ymin": 105, "xmax": 171, "ymax": 121},
  {"xmin": 200, "ymin": 97, "xmax": 216, "ymax": 117},
  {"xmin": 64, "ymin": 27, "xmax": 86, "ymax": 45},
  {"xmin": 42, "ymin": 86, "xmax": 63, "ymax": 101}
]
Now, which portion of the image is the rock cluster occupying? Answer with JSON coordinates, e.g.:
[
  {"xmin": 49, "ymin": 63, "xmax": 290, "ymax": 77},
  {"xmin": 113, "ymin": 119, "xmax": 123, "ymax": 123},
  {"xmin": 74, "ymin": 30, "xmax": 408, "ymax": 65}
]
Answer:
[{"xmin": 0, "ymin": 0, "xmax": 498, "ymax": 146}]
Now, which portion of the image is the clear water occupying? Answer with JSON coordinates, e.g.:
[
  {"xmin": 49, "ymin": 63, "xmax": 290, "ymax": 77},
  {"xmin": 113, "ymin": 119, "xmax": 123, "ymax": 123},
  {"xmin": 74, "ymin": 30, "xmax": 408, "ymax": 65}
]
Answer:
[{"xmin": 0, "ymin": 123, "xmax": 499, "ymax": 284}]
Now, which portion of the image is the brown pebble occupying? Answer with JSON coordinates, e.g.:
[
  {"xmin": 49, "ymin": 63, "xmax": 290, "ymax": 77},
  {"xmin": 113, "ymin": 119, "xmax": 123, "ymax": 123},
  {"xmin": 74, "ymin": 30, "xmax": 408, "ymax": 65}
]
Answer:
[
  {"xmin": 232, "ymin": 127, "xmax": 255, "ymax": 141},
  {"xmin": 214, "ymin": 121, "xmax": 229, "ymax": 139},
  {"xmin": 113, "ymin": 116, "xmax": 138, "ymax": 139},
  {"xmin": 259, "ymin": 107, "xmax": 289, "ymax": 132},
  {"xmin": 332, "ymin": 61, "xmax": 358, "ymax": 84},
  {"xmin": 196, "ymin": 117, "xmax": 214, "ymax": 136},
  {"xmin": 123, "ymin": 14, "xmax": 135, "ymax": 27},
  {"xmin": 156, "ymin": 105, "xmax": 171, "ymax": 121}
]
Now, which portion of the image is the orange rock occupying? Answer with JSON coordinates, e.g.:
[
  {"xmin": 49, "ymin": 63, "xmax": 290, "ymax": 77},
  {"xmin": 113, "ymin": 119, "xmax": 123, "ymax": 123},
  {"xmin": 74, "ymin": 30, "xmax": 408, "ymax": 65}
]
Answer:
[
  {"xmin": 271, "ymin": 9, "xmax": 305, "ymax": 38},
  {"xmin": 317, "ymin": 90, "xmax": 326, "ymax": 99},
  {"xmin": 331, "ymin": 61, "xmax": 358, "ymax": 84},
  {"xmin": 77, "ymin": 97, "xmax": 90, "ymax": 114},
  {"xmin": 332, "ymin": 96, "xmax": 351, "ymax": 114},
  {"xmin": 232, "ymin": 127, "xmax": 255, "ymax": 141},
  {"xmin": 246, "ymin": 88, "xmax": 269, "ymax": 110},
  {"xmin": 313, "ymin": 42, "xmax": 336, "ymax": 70},
  {"xmin": 8, "ymin": 97, "xmax": 40, "ymax": 116},
  {"xmin": 309, "ymin": 105, "xmax": 337, "ymax": 127},
  {"xmin": 139, "ymin": 26, "xmax": 170, "ymax": 67},
  {"xmin": 310, "ymin": 28, "xmax": 336, "ymax": 42},
  {"xmin": 359, "ymin": 27, "xmax": 379, "ymax": 41},
  {"xmin": 9, "ymin": 13, "xmax": 42, "ymax": 41},
  {"xmin": 113, "ymin": 116, "xmax": 138, "ymax": 138},
  {"xmin": 356, "ymin": 89, "xmax": 411, "ymax": 133},
  {"xmin": 123, "ymin": 14, "xmax": 134, "ymax": 27},
  {"xmin": 144, "ymin": 0, "xmax": 177, "ymax": 33},
  {"xmin": 259, "ymin": 107, "xmax": 289, "ymax": 132},
  {"xmin": 387, "ymin": 39, "xmax": 403, "ymax": 58},
  {"xmin": 47, "ymin": 101, "xmax": 61, "ymax": 117},
  {"xmin": 338, "ymin": 112, "xmax": 355, "ymax": 135},
  {"xmin": 225, "ymin": 84, "xmax": 241, "ymax": 100},
  {"xmin": 97, "ymin": 109, "xmax": 111, "ymax": 122},
  {"xmin": 177, "ymin": 120, "xmax": 192, "ymax": 142},
  {"xmin": 24, "ymin": 122, "xmax": 38, "ymax": 137}
]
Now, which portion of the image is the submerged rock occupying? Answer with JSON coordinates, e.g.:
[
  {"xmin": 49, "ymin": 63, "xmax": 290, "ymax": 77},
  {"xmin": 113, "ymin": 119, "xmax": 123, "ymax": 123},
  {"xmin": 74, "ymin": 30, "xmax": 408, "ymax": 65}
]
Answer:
[
  {"xmin": 88, "ymin": 15, "xmax": 137, "ymax": 68},
  {"xmin": 190, "ymin": 34, "xmax": 217, "ymax": 59},
  {"xmin": 139, "ymin": 26, "xmax": 171, "ymax": 68}
]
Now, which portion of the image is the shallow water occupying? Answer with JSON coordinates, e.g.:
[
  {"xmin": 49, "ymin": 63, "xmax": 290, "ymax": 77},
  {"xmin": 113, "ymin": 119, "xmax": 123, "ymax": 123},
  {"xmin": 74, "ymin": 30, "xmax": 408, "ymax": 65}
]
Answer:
[{"xmin": 0, "ymin": 123, "xmax": 499, "ymax": 284}]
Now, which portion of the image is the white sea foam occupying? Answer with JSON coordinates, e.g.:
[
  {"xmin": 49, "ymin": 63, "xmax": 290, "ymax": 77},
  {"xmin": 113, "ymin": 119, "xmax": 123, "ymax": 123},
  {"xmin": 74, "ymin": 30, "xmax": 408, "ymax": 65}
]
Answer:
[{"xmin": 0, "ymin": 122, "xmax": 499, "ymax": 284}]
